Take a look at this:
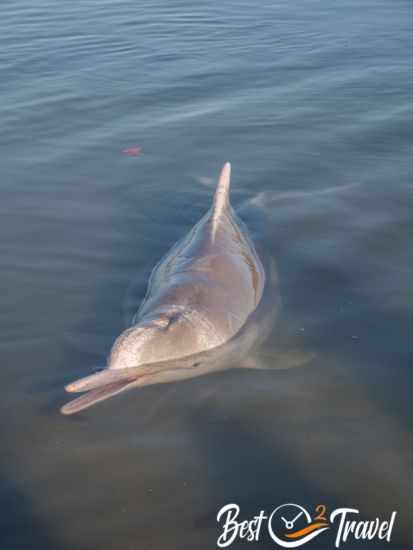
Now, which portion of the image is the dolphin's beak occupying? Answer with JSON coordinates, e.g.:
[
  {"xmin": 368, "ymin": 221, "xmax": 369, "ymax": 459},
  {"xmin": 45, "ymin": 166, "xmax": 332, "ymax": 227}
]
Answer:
[
  {"xmin": 61, "ymin": 366, "xmax": 149, "ymax": 415},
  {"xmin": 65, "ymin": 368, "xmax": 136, "ymax": 393},
  {"xmin": 60, "ymin": 360, "xmax": 185, "ymax": 415},
  {"xmin": 60, "ymin": 378, "xmax": 139, "ymax": 415},
  {"xmin": 61, "ymin": 353, "xmax": 205, "ymax": 415}
]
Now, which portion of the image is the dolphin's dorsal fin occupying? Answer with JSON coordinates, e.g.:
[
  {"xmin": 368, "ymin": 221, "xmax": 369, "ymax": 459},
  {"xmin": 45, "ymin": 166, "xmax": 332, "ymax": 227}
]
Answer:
[{"xmin": 211, "ymin": 162, "xmax": 231, "ymax": 241}]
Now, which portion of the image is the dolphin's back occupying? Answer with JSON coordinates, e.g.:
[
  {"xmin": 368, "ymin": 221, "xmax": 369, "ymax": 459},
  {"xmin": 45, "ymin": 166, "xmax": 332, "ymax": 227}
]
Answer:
[{"xmin": 137, "ymin": 163, "xmax": 265, "ymax": 355}]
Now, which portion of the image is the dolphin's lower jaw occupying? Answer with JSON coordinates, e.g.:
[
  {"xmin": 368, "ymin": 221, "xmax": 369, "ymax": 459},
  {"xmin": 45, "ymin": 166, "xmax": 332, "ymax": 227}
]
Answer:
[{"xmin": 61, "ymin": 379, "xmax": 137, "ymax": 415}]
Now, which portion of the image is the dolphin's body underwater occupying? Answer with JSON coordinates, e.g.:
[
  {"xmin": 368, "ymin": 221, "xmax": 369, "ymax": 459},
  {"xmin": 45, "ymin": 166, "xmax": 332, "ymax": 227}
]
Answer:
[{"xmin": 61, "ymin": 163, "xmax": 280, "ymax": 415}]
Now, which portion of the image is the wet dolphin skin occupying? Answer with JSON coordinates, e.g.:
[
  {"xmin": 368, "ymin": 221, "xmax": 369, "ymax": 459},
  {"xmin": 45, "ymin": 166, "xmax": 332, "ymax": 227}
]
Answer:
[{"xmin": 61, "ymin": 163, "xmax": 268, "ymax": 414}]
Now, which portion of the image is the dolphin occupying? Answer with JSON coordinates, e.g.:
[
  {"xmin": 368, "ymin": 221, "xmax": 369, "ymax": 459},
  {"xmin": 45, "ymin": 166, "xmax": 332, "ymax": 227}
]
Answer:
[{"xmin": 61, "ymin": 163, "xmax": 282, "ymax": 415}]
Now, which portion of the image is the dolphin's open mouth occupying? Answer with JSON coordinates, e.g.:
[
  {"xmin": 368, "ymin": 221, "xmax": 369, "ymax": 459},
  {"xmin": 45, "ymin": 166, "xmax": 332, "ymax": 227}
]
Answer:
[
  {"xmin": 60, "ymin": 378, "xmax": 139, "ymax": 415},
  {"xmin": 61, "ymin": 365, "xmax": 160, "ymax": 415},
  {"xmin": 61, "ymin": 359, "xmax": 193, "ymax": 415}
]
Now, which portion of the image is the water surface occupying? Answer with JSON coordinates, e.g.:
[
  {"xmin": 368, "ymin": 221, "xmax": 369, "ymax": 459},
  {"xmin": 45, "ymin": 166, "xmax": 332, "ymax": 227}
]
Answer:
[{"xmin": 1, "ymin": 1, "xmax": 413, "ymax": 549}]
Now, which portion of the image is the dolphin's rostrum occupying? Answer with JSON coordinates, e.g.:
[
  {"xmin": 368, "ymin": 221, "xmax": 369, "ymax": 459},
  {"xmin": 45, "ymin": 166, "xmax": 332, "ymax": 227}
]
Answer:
[{"xmin": 61, "ymin": 163, "xmax": 279, "ymax": 415}]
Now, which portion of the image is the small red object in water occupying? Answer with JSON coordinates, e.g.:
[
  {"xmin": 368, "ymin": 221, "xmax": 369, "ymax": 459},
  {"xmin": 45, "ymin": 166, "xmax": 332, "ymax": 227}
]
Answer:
[{"xmin": 122, "ymin": 146, "xmax": 142, "ymax": 156}]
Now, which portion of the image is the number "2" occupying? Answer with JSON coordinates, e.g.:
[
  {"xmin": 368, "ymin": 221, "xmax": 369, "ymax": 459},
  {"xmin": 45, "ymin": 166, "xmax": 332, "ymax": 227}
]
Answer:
[{"xmin": 315, "ymin": 504, "xmax": 327, "ymax": 522}]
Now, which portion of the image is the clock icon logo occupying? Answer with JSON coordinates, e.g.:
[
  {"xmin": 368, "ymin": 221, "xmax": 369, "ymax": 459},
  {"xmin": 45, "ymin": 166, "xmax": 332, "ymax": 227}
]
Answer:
[{"xmin": 268, "ymin": 503, "xmax": 329, "ymax": 548}]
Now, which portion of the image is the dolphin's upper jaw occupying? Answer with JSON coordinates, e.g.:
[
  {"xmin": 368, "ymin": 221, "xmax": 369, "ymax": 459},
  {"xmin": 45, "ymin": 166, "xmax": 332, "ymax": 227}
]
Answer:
[
  {"xmin": 64, "ymin": 366, "xmax": 150, "ymax": 394},
  {"xmin": 64, "ymin": 355, "xmax": 197, "ymax": 394}
]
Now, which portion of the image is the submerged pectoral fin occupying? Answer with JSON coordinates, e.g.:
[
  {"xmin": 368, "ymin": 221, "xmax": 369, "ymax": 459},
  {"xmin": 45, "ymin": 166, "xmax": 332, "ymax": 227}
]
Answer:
[
  {"xmin": 61, "ymin": 379, "xmax": 137, "ymax": 415},
  {"xmin": 238, "ymin": 350, "xmax": 316, "ymax": 370}
]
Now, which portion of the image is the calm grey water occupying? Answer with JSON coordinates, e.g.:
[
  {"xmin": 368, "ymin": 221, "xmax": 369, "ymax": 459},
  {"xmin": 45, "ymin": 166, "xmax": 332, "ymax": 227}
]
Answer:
[{"xmin": 1, "ymin": 1, "xmax": 413, "ymax": 549}]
